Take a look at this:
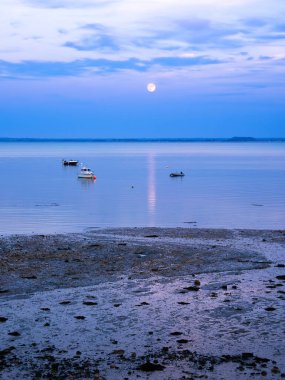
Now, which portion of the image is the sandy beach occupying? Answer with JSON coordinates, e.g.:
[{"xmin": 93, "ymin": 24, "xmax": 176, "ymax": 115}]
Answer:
[{"xmin": 0, "ymin": 228, "xmax": 285, "ymax": 379}]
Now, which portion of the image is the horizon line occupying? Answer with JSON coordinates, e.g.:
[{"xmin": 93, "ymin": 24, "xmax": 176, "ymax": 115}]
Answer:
[{"xmin": 0, "ymin": 137, "xmax": 285, "ymax": 142}]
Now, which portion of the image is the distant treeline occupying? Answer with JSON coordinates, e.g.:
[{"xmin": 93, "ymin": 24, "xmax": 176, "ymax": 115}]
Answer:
[{"xmin": 0, "ymin": 137, "xmax": 284, "ymax": 142}]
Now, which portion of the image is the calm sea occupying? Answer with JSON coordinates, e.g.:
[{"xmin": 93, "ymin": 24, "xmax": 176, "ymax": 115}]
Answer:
[{"xmin": 0, "ymin": 141, "xmax": 284, "ymax": 234}]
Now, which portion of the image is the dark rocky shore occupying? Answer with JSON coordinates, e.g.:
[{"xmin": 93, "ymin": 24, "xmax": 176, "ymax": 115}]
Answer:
[{"xmin": 0, "ymin": 228, "xmax": 285, "ymax": 379}]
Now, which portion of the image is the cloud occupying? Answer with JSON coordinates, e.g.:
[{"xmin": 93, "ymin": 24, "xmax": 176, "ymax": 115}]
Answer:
[
  {"xmin": 0, "ymin": 0, "xmax": 285, "ymax": 94},
  {"xmin": 80, "ymin": 23, "xmax": 105, "ymax": 31},
  {"xmin": 175, "ymin": 18, "xmax": 248, "ymax": 49},
  {"xmin": 64, "ymin": 35, "xmax": 119, "ymax": 51},
  {"xmin": 0, "ymin": 54, "xmax": 223, "ymax": 79},
  {"xmin": 22, "ymin": 0, "xmax": 118, "ymax": 9},
  {"xmin": 0, "ymin": 59, "xmax": 139, "ymax": 79},
  {"xmin": 273, "ymin": 23, "xmax": 285, "ymax": 32},
  {"xmin": 259, "ymin": 55, "xmax": 272, "ymax": 60},
  {"xmin": 242, "ymin": 18, "xmax": 268, "ymax": 27},
  {"xmin": 63, "ymin": 23, "xmax": 119, "ymax": 51},
  {"xmin": 151, "ymin": 56, "xmax": 221, "ymax": 67},
  {"xmin": 258, "ymin": 33, "xmax": 285, "ymax": 41}
]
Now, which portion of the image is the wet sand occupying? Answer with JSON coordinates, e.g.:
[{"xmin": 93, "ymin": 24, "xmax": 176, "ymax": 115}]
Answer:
[{"xmin": 0, "ymin": 228, "xmax": 285, "ymax": 379}]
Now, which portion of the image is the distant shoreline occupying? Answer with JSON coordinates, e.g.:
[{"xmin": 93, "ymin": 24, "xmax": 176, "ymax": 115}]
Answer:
[{"xmin": 0, "ymin": 137, "xmax": 285, "ymax": 142}]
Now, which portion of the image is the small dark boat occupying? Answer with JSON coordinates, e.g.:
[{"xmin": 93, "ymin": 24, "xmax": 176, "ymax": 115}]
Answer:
[
  {"xmin": 170, "ymin": 171, "xmax": 185, "ymax": 177},
  {"xmin": 62, "ymin": 160, "xmax": 79, "ymax": 166}
]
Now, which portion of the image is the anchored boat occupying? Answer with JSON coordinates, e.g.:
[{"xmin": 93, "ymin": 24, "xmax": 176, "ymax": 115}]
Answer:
[
  {"xmin": 170, "ymin": 171, "xmax": 185, "ymax": 177},
  {"xmin": 78, "ymin": 167, "xmax": 96, "ymax": 179},
  {"xmin": 62, "ymin": 159, "xmax": 78, "ymax": 166}
]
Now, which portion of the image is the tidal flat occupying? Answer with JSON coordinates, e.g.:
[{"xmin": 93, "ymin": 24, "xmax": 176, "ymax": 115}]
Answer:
[{"xmin": 0, "ymin": 228, "xmax": 285, "ymax": 379}]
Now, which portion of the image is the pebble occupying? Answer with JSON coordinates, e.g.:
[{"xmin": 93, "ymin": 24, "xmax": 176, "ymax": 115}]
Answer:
[
  {"xmin": 111, "ymin": 349, "xmax": 125, "ymax": 355},
  {"xmin": 182, "ymin": 286, "xmax": 200, "ymax": 292},
  {"xmin": 138, "ymin": 361, "xmax": 165, "ymax": 372},
  {"xmin": 21, "ymin": 275, "xmax": 37, "ymax": 279},
  {"xmin": 83, "ymin": 301, "xmax": 98, "ymax": 306},
  {"xmin": 59, "ymin": 301, "xmax": 71, "ymax": 305},
  {"xmin": 272, "ymin": 366, "xmax": 280, "ymax": 374}
]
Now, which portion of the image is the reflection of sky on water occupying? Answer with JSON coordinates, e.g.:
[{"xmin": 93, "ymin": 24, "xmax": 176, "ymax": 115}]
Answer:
[
  {"xmin": 1, "ymin": 142, "xmax": 285, "ymax": 161},
  {"xmin": 77, "ymin": 177, "xmax": 96, "ymax": 188},
  {"xmin": 0, "ymin": 142, "xmax": 284, "ymax": 234}
]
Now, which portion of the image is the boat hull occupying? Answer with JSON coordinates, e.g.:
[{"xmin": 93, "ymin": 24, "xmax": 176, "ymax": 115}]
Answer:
[
  {"xmin": 78, "ymin": 175, "xmax": 95, "ymax": 179},
  {"xmin": 170, "ymin": 173, "xmax": 185, "ymax": 177},
  {"xmin": 63, "ymin": 160, "xmax": 78, "ymax": 166}
]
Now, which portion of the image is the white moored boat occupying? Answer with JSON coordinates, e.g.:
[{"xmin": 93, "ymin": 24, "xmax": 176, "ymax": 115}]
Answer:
[{"xmin": 78, "ymin": 167, "xmax": 96, "ymax": 179}]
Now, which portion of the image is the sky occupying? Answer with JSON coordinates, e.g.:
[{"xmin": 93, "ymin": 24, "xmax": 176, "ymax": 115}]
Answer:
[{"xmin": 0, "ymin": 0, "xmax": 285, "ymax": 138}]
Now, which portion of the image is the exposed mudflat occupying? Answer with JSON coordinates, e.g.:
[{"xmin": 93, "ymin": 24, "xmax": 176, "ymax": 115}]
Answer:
[{"xmin": 0, "ymin": 228, "xmax": 285, "ymax": 379}]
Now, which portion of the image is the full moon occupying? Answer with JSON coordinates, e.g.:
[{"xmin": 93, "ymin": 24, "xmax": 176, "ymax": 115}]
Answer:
[{"xmin": 147, "ymin": 83, "xmax": 156, "ymax": 93}]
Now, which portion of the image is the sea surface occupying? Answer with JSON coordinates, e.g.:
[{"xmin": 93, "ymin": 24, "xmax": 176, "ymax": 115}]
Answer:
[{"xmin": 0, "ymin": 141, "xmax": 284, "ymax": 234}]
